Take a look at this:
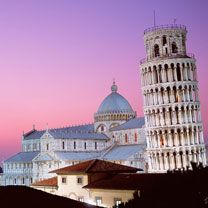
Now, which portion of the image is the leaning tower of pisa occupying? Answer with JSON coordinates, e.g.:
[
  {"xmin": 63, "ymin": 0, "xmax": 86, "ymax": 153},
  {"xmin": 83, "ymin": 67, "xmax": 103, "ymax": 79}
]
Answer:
[{"xmin": 140, "ymin": 24, "xmax": 206, "ymax": 172}]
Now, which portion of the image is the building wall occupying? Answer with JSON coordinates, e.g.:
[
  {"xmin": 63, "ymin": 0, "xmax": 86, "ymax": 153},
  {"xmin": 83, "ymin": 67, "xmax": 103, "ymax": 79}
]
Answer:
[
  {"xmin": 111, "ymin": 128, "xmax": 146, "ymax": 145},
  {"xmin": 0, "ymin": 173, "xmax": 3, "ymax": 186},
  {"xmin": 23, "ymin": 137, "xmax": 108, "ymax": 153},
  {"xmin": 30, "ymin": 186, "xmax": 58, "ymax": 195},
  {"xmin": 3, "ymin": 162, "xmax": 33, "ymax": 185},
  {"xmin": 87, "ymin": 189, "xmax": 134, "ymax": 207},
  {"xmin": 56, "ymin": 174, "xmax": 90, "ymax": 201}
]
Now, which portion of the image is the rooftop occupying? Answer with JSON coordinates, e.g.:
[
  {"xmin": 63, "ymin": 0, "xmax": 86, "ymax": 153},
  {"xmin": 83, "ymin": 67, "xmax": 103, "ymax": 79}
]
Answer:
[
  {"xmin": 23, "ymin": 124, "xmax": 109, "ymax": 141},
  {"xmin": 4, "ymin": 151, "xmax": 39, "ymax": 163},
  {"xmin": 84, "ymin": 173, "xmax": 166, "ymax": 190},
  {"xmin": 102, "ymin": 144, "xmax": 146, "ymax": 161},
  {"xmin": 55, "ymin": 151, "xmax": 102, "ymax": 161},
  {"xmin": 96, "ymin": 82, "xmax": 135, "ymax": 115},
  {"xmin": 110, "ymin": 117, "xmax": 145, "ymax": 131},
  {"xmin": 51, "ymin": 159, "xmax": 138, "ymax": 174},
  {"xmin": 31, "ymin": 177, "xmax": 57, "ymax": 187}
]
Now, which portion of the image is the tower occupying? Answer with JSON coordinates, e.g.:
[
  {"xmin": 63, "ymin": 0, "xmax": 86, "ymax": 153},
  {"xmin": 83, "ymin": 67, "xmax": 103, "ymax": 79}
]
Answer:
[{"xmin": 140, "ymin": 24, "xmax": 206, "ymax": 172}]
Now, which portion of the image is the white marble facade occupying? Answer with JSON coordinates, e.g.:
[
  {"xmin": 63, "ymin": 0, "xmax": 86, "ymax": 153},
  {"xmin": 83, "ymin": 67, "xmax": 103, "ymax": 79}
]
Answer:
[{"xmin": 140, "ymin": 24, "xmax": 206, "ymax": 172}]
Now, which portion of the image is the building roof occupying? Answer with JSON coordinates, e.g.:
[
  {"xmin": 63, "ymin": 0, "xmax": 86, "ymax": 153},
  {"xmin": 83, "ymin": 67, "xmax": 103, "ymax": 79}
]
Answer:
[
  {"xmin": 23, "ymin": 124, "xmax": 108, "ymax": 141},
  {"xmin": 51, "ymin": 159, "xmax": 138, "ymax": 174},
  {"xmin": 84, "ymin": 173, "xmax": 165, "ymax": 190},
  {"xmin": 49, "ymin": 131, "xmax": 108, "ymax": 140},
  {"xmin": 31, "ymin": 177, "xmax": 58, "ymax": 187},
  {"xmin": 4, "ymin": 151, "xmax": 40, "ymax": 163},
  {"xmin": 97, "ymin": 82, "xmax": 134, "ymax": 114},
  {"xmin": 110, "ymin": 117, "xmax": 145, "ymax": 131},
  {"xmin": 102, "ymin": 144, "xmax": 146, "ymax": 160},
  {"xmin": 55, "ymin": 151, "xmax": 101, "ymax": 161}
]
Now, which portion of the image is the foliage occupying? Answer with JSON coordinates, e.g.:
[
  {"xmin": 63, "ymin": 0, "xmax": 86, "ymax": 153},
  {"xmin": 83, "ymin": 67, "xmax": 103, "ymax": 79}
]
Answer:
[{"xmin": 114, "ymin": 162, "xmax": 208, "ymax": 208}]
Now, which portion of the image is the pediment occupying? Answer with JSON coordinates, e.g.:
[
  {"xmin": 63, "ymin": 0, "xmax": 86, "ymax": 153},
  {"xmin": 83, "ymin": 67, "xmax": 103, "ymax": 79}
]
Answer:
[{"xmin": 33, "ymin": 152, "xmax": 55, "ymax": 162}]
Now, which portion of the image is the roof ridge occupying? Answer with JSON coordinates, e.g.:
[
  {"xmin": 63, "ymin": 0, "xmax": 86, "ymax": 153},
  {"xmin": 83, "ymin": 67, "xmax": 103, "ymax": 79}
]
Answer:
[
  {"xmin": 23, "ymin": 129, "xmax": 36, "ymax": 137},
  {"xmin": 85, "ymin": 159, "xmax": 98, "ymax": 173}
]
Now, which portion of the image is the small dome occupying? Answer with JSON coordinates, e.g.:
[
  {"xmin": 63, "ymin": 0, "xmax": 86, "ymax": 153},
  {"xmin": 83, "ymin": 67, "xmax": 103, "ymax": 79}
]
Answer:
[{"xmin": 97, "ymin": 82, "xmax": 134, "ymax": 113}]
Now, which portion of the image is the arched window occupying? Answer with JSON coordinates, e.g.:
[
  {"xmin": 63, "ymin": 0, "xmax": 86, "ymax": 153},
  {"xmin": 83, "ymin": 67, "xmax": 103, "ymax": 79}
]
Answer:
[
  {"xmin": 84, "ymin": 142, "xmax": 87, "ymax": 150},
  {"xmin": 176, "ymin": 63, "xmax": 181, "ymax": 81},
  {"xmin": 162, "ymin": 36, "xmax": 167, "ymax": 45},
  {"xmin": 134, "ymin": 133, "xmax": 137, "ymax": 143},
  {"xmin": 95, "ymin": 142, "xmax": 97, "ymax": 150},
  {"xmin": 101, "ymin": 125, "xmax": 104, "ymax": 131},
  {"xmin": 125, "ymin": 134, "xmax": 128, "ymax": 143},
  {"xmin": 74, "ymin": 141, "xmax": 76, "ymax": 150},
  {"xmin": 172, "ymin": 42, "xmax": 178, "ymax": 53},
  {"xmin": 154, "ymin": 44, "xmax": 160, "ymax": 57},
  {"xmin": 46, "ymin": 143, "xmax": 49, "ymax": 151}
]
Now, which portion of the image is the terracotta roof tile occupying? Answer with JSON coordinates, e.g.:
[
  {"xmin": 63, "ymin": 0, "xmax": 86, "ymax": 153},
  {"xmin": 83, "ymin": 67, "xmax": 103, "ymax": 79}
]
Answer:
[
  {"xmin": 51, "ymin": 159, "xmax": 138, "ymax": 174},
  {"xmin": 32, "ymin": 177, "xmax": 58, "ymax": 187},
  {"xmin": 84, "ymin": 173, "xmax": 166, "ymax": 190}
]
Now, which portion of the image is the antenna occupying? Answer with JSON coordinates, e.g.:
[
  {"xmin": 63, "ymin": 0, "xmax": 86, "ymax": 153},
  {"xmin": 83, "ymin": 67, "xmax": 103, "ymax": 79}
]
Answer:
[{"xmin": 153, "ymin": 10, "xmax": 156, "ymax": 27}]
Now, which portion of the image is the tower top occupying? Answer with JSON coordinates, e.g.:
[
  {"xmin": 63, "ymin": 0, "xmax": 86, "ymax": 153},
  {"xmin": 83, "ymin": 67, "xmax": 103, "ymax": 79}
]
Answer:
[{"xmin": 144, "ymin": 24, "xmax": 186, "ymax": 35}]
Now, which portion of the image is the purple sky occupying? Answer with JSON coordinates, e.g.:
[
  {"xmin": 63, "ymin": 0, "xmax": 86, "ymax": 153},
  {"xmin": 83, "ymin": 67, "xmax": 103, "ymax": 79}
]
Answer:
[{"xmin": 0, "ymin": 0, "xmax": 208, "ymax": 162}]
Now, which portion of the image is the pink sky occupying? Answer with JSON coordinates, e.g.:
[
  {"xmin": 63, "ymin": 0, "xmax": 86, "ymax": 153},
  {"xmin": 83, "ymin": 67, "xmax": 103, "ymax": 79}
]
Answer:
[{"xmin": 0, "ymin": 0, "xmax": 208, "ymax": 162}]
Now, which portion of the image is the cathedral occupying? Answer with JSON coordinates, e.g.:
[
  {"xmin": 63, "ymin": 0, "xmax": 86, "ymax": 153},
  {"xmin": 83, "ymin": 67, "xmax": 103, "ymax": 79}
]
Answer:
[
  {"xmin": 3, "ymin": 82, "xmax": 146, "ymax": 186},
  {"xmin": 3, "ymin": 24, "xmax": 207, "ymax": 186}
]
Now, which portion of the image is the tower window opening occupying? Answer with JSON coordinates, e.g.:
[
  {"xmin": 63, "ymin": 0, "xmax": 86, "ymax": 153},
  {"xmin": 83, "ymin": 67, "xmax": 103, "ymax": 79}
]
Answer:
[
  {"xmin": 162, "ymin": 36, "xmax": 167, "ymax": 46},
  {"xmin": 46, "ymin": 143, "xmax": 49, "ymax": 151},
  {"xmin": 160, "ymin": 137, "xmax": 164, "ymax": 147},
  {"xmin": 172, "ymin": 42, "xmax": 178, "ymax": 53},
  {"xmin": 171, "ymin": 63, "xmax": 175, "ymax": 81},
  {"xmin": 154, "ymin": 44, "xmax": 160, "ymax": 57},
  {"xmin": 176, "ymin": 64, "xmax": 181, "ymax": 81},
  {"xmin": 62, "ymin": 141, "xmax": 65, "ymax": 150},
  {"xmin": 153, "ymin": 66, "xmax": 158, "ymax": 84}
]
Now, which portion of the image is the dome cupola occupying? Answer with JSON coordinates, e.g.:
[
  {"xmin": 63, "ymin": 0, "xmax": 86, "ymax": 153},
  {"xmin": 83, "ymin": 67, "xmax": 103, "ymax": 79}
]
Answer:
[{"xmin": 94, "ymin": 81, "xmax": 136, "ymax": 132}]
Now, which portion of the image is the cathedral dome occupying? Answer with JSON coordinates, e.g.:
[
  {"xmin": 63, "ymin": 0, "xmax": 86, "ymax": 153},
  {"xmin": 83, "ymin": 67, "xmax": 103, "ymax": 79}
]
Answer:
[
  {"xmin": 97, "ymin": 82, "xmax": 134, "ymax": 114},
  {"xmin": 94, "ymin": 82, "xmax": 136, "ymax": 131}
]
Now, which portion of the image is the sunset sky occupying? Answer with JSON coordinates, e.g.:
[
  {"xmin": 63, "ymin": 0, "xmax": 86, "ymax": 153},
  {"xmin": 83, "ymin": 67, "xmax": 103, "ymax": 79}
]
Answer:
[{"xmin": 0, "ymin": 0, "xmax": 208, "ymax": 162}]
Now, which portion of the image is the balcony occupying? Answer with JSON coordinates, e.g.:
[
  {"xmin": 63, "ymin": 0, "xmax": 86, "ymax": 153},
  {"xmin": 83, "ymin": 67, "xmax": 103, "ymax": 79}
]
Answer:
[
  {"xmin": 140, "ymin": 53, "xmax": 195, "ymax": 65},
  {"xmin": 144, "ymin": 24, "xmax": 187, "ymax": 34}
]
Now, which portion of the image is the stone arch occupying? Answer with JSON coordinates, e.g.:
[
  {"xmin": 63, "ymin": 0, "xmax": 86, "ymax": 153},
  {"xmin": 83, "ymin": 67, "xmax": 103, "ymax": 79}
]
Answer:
[
  {"xmin": 153, "ymin": 65, "xmax": 158, "ymax": 84},
  {"xmin": 176, "ymin": 63, "xmax": 181, "ymax": 81},
  {"xmin": 69, "ymin": 192, "xmax": 78, "ymax": 200},
  {"xmin": 171, "ymin": 63, "xmax": 175, "ymax": 81},
  {"xmin": 154, "ymin": 44, "xmax": 160, "ymax": 57},
  {"xmin": 164, "ymin": 64, "xmax": 169, "ymax": 82},
  {"xmin": 96, "ymin": 124, "xmax": 107, "ymax": 132},
  {"xmin": 162, "ymin": 35, "xmax": 167, "ymax": 46},
  {"xmin": 158, "ymin": 64, "xmax": 162, "ymax": 83},
  {"xmin": 172, "ymin": 42, "xmax": 178, "ymax": 53},
  {"xmin": 187, "ymin": 62, "xmax": 191, "ymax": 80}
]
